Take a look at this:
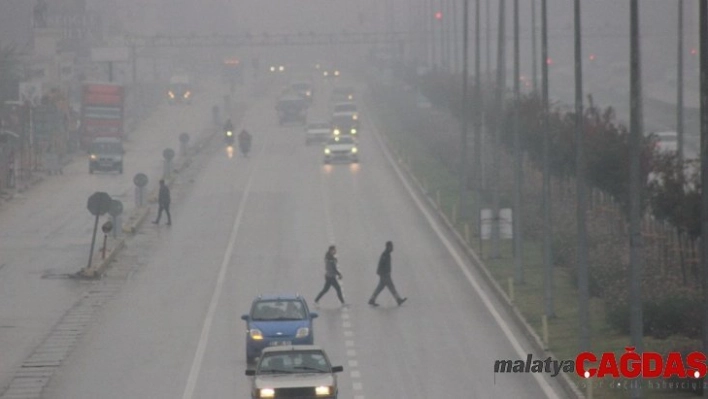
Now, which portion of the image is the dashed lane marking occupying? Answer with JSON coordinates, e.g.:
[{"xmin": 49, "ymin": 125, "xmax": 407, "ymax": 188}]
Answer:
[
  {"xmin": 181, "ymin": 128, "xmax": 267, "ymax": 399},
  {"xmin": 368, "ymin": 101, "xmax": 562, "ymax": 399}
]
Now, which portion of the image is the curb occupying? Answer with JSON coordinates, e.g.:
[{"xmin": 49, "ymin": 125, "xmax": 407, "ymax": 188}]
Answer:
[
  {"xmin": 366, "ymin": 90, "xmax": 585, "ymax": 399},
  {"xmin": 75, "ymin": 238, "xmax": 126, "ymax": 279},
  {"xmin": 122, "ymin": 206, "xmax": 150, "ymax": 234}
]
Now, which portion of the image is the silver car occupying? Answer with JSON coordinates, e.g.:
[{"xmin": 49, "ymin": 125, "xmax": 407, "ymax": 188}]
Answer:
[
  {"xmin": 245, "ymin": 345, "xmax": 343, "ymax": 399},
  {"xmin": 323, "ymin": 136, "xmax": 358, "ymax": 164},
  {"xmin": 305, "ymin": 121, "xmax": 333, "ymax": 145}
]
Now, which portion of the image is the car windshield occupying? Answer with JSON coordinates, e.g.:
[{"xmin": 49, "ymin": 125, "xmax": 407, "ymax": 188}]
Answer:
[
  {"xmin": 251, "ymin": 300, "xmax": 306, "ymax": 321},
  {"xmin": 334, "ymin": 103, "xmax": 357, "ymax": 113},
  {"xmin": 169, "ymin": 83, "xmax": 189, "ymax": 92},
  {"xmin": 328, "ymin": 137, "xmax": 354, "ymax": 145},
  {"xmin": 308, "ymin": 123, "xmax": 330, "ymax": 130},
  {"xmin": 259, "ymin": 351, "xmax": 329, "ymax": 374},
  {"xmin": 292, "ymin": 83, "xmax": 311, "ymax": 91},
  {"xmin": 333, "ymin": 87, "xmax": 354, "ymax": 95},
  {"xmin": 332, "ymin": 115, "xmax": 355, "ymax": 126},
  {"xmin": 91, "ymin": 142, "xmax": 123, "ymax": 153}
]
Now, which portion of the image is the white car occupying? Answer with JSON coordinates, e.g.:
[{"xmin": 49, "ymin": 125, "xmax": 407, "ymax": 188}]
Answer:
[
  {"xmin": 331, "ymin": 101, "xmax": 358, "ymax": 122},
  {"xmin": 651, "ymin": 131, "xmax": 678, "ymax": 153},
  {"xmin": 245, "ymin": 345, "xmax": 343, "ymax": 399},
  {"xmin": 305, "ymin": 121, "xmax": 333, "ymax": 145},
  {"xmin": 323, "ymin": 136, "xmax": 358, "ymax": 164}
]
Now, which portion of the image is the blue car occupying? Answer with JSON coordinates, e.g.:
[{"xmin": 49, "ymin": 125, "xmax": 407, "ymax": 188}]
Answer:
[{"xmin": 241, "ymin": 295, "xmax": 318, "ymax": 362}]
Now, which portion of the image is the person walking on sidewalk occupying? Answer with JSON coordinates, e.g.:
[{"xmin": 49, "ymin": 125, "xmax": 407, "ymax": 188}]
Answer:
[
  {"xmin": 314, "ymin": 245, "xmax": 346, "ymax": 306},
  {"xmin": 153, "ymin": 179, "xmax": 172, "ymax": 226},
  {"xmin": 368, "ymin": 241, "xmax": 407, "ymax": 307}
]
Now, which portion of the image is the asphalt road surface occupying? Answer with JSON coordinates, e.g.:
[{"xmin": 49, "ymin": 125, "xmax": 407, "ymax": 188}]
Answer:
[{"xmin": 4, "ymin": 74, "xmax": 568, "ymax": 398}]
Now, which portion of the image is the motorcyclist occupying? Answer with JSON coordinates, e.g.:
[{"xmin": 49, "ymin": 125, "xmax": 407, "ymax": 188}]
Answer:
[
  {"xmin": 238, "ymin": 129, "xmax": 252, "ymax": 156},
  {"xmin": 224, "ymin": 119, "xmax": 235, "ymax": 145}
]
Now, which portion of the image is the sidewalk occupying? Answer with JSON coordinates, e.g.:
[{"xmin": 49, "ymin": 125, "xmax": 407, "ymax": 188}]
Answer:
[{"xmin": 0, "ymin": 74, "xmax": 250, "ymax": 392}]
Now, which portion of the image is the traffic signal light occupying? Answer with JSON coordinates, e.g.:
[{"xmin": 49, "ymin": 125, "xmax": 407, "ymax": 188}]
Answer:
[{"xmin": 435, "ymin": 11, "xmax": 442, "ymax": 20}]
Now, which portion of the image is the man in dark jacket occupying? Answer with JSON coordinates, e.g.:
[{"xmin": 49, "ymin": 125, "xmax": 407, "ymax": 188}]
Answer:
[
  {"xmin": 368, "ymin": 241, "xmax": 406, "ymax": 306},
  {"xmin": 153, "ymin": 179, "xmax": 172, "ymax": 225},
  {"xmin": 314, "ymin": 245, "xmax": 345, "ymax": 306}
]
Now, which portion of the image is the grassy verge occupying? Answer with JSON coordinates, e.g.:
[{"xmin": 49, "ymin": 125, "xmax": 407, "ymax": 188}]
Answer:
[{"xmin": 368, "ymin": 89, "xmax": 698, "ymax": 399}]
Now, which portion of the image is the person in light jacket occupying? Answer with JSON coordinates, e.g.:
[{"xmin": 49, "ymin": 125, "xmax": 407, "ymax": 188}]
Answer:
[{"xmin": 314, "ymin": 245, "xmax": 345, "ymax": 306}]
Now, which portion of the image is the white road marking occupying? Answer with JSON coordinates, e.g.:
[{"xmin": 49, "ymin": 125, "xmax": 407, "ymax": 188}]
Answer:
[
  {"xmin": 345, "ymin": 340, "xmax": 355, "ymax": 347},
  {"xmin": 344, "ymin": 330, "xmax": 354, "ymax": 337},
  {"xmin": 369, "ymin": 104, "xmax": 562, "ymax": 399},
  {"xmin": 342, "ymin": 321, "xmax": 351, "ymax": 328},
  {"xmin": 353, "ymin": 382, "xmax": 363, "ymax": 391},
  {"xmin": 351, "ymin": 370, "xmax": 361, "ymax": 378},
  {"xmin": 347, "ymin": 349, "xmax": 357, "ymax": 357},
  {"xmin": 319, "ymin": 169, "xmax": 336, "ymax": 244},
  {"xmin": 341, "ymin": 313, "xmax": 350, "ymax": 319},
  {"xmin": 181, "ymin": 127, "xmax": 265, "ymax": 399},
  {"xmin": 348, "ymin": 359, "xmax": 358, "ymax": 367}
]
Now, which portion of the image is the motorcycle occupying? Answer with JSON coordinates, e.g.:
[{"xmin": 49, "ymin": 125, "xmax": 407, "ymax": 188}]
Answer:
[{"xmin": 225, "ymin": 130, "xmax": 234, "ymax": 146}]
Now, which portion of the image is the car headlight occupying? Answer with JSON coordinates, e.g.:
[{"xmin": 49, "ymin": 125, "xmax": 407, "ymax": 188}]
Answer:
[
  {"xmin": 351, "ymin": 128, "xmax": 357, "ymax": 134},
  {"xmin": 279, "ymin": 65, "xmax": 285, "ymax": 72},
  {"xmin": 270, "ymin": 66, "xmax": 275, "ymax": 72},
  {"xmin": 324, "ymin": 148, "xmax": 331, "ymax": 155},
  {"xmin": 333, "ymin": 129, "xmax": 340, "ymax": 136},
  {"xmin": 259, "ymin": 388, "xmax": 275, "ymax": 398},
  {"xmin": 334, "ymin": 70, "xmax": 340, "ymax": 76},
  {"xmin": 90, "ymin": 154, "xmax": 97, "ymax": 160},
  {"xmin": 323, "ymin": 71, "xmax": 329, "ymax": 77},
  {"xmin": 183, "ymin": 91, "xmax": 191, "ymax": 98},
  {"xmin": 226, "ymin": 131, "xmax": 233, "ymax": 137},
  {"xmin": 305, "ymin": 91, "xmax": 311, "ymax": 96},
  {"xmin": 348, "ymin": 95, "xmax": 353, "ymax": 100},
  {"xmin": 315, "ymin": 386, "xmax": 332, "ymax": 396},
  {"xmin": 168, "ymin": 91, "xmax": 175, "ymax": 99},
  {"xmin": 352, "ymin": 114, "xmax": 358, "ymax": 120},
  {"xmin": 351, "ymin": 147, "xmax": 358, "ymax": 154},
  {"xmin": 249, "ymin": 328, "xmax": 263, "ymax": 340},
  {"xmin": 295, "ymin": 327, "xmax": 309, "ymax": 338}
]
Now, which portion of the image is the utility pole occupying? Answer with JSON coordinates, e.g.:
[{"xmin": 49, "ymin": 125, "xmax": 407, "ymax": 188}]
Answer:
[
  {"xmin": 699, "ymin": 2, "xmax": 708, "ymax": 395},
  {"xmin": 574, "ymin": 0, "xmax": 590, "ymax": 353},
  {"xmin": 430, "ymin": 0, "xmax": 437, "ymax": 69},
  {"xmin": 531, "ymin": 0, "xmax": 538, "ymax": 93},
  {"xmin": 491, "ymin": 0, "xmax": 505, "ymax": 259},
  {"xmin": 459, "ymin": 0, "xmax": 470, "ymax": 220},
  {"xmin": 678, "ymin": 0, "xmax": 685, "ymax": 163},
  {"xmin": 452, "ymin": 0, "xmax": 460, "ymax": 74},
  {"xmin": 541, "ymin": 0, "xmax": 555, "ymax": 317},
  {"xmin": 485, "ymin": 0, "xmax": 491, "ymax": 81},
  {"xmin": 474, "ymin": 0, "xmax": 483, "ymax": 241},
  {"xmin": 512, "ymin": 0, "xmax": 524, "ymax": 283},
  {"xmin": 440, "ymin": 0, "xmax": 446, "ymax": 71},
  {"xmin": 629, "ymin": 4, "xmax": 645, "ymax": 399}
]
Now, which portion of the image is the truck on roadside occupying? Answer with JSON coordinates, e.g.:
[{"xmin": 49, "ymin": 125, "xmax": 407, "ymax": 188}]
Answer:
[{"xmin": 80, "ymin": 82, "xmax": 125, "ymax": 173}]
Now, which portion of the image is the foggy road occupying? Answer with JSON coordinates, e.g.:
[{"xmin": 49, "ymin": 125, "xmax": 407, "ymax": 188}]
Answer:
[
  {"xmin": 35, "ymin": 76, "xmax": 566, "ymax": 398},
  {"xmin": 0, "ymin": 76, "xmax": 239, "ymax": 395}
]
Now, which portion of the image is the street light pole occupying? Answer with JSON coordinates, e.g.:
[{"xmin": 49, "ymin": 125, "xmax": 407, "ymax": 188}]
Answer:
[
  {"xmin": 628, "ymin": 6, "xmax": 645, "ymax": 399},
  {"xmin": 459, "ymin": 0, "xmax": 470, "ymax": 219},
  {"xmin": 678, "ymin": 0, "xmax": 685, "ymax": 163},
  {"xmin": 491, "ymin": 0, "xmax": 505, "ymax": 259},
  {"xmin": 474, "ymin": 0, "xmax": 483, "ymax": 240},
  {"xmin": 541, "ymin": 0, "xmax": 555, "ymax": 318},
  {"xmin": 574, "ymin": 0, "xmax": 590, "ymax": 354},
  {"xmin": 512, "ymin": 0, "xmax": 524, "ymax": 283}
]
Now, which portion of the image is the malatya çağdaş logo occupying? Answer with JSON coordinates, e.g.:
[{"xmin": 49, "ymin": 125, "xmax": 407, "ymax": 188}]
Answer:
[{"xmin": 494, "ymin": 348, "xmax": 707, "ymax": 380}]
